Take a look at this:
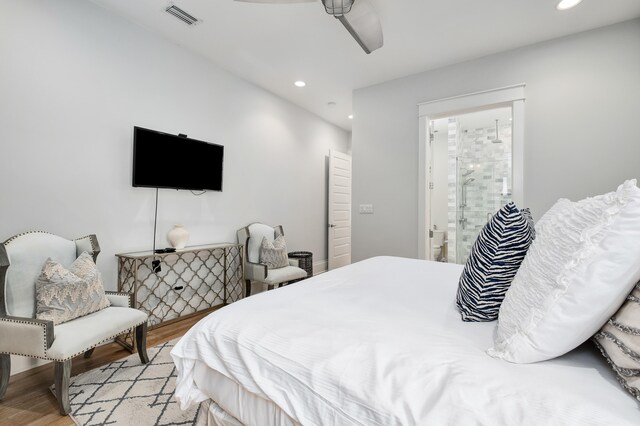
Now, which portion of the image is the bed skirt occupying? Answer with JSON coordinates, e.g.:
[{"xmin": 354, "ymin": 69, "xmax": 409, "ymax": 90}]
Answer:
[{"xmin": 196, "ymin": 400, "xmax": 243, "ymax": 426}]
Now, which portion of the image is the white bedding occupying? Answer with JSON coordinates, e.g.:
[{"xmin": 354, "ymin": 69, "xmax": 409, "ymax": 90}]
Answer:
[{"xmin": 172, "ymin": 256, "xmax": 640, "ymax": 425}]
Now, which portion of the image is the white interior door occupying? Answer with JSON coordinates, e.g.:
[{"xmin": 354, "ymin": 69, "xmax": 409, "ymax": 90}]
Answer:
[{"xmin": 328, "ymin": 150, "xmax": 352, "ymax": 270}]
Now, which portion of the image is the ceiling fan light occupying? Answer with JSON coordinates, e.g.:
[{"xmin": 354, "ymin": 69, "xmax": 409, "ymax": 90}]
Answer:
[{"xmin": 322, "ymin": 0, "xmax": 354, "ymax": 17}]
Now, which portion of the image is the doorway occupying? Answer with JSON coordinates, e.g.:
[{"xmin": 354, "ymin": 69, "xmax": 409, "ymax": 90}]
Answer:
[
  {"xmin": 417, "ymin": 84, "xmax": 525, "ymax": 262},
  {"xmin": 328, "ymin": 150, "xmax": 352, "ymax": 270},
  {"xmin": 429, "ymin": 107, "xmax": 513, "ymax": 264}
]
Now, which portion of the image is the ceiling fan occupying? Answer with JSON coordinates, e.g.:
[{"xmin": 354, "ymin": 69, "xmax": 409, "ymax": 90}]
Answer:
[{"xmin": 233, "ymin": 0, "xmax": 383, "ymax": 54}]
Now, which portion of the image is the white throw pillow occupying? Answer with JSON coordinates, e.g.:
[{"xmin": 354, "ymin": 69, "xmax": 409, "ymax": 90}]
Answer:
[
  {"xmin": 259, "ymin": 235, "xmax": 289, "ymax": 269},
  {"xmin": 488, "ymin": 180, "xmax": 640, "ymax": 363}
]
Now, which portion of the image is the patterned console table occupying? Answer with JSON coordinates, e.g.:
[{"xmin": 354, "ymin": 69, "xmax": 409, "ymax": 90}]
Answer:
[{"xmin": 115, "ymin": 243, "xmax": 243, "ymax": 351}]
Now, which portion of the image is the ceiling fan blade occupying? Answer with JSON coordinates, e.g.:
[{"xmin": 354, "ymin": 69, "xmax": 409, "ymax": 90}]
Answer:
[
  {"xmin": 233, "ymin": 0, "xmax": 315, "ymax": 3},
  {"xmin": 337, "ymin": 0, "xmax": 383, "ymax": 54}
]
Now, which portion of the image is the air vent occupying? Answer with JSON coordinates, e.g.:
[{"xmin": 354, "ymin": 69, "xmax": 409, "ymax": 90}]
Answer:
[{"xmin": 165, "ymin": 5, "xmax": 200, "ymax": 26}]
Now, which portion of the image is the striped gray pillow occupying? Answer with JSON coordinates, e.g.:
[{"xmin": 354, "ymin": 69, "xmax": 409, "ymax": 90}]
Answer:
[
  {"xmin": 259, "ymin": 235, "xmax": 288, "ymax": 269},
  {"xmin": 593, "ymin": 283, "xmax": 640, "ymax": 401}
]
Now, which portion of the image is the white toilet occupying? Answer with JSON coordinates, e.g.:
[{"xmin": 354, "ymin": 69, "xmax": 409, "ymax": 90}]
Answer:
[{"xmin": 432, "ymin": 230, "xmax": 446, "ymax": 261}]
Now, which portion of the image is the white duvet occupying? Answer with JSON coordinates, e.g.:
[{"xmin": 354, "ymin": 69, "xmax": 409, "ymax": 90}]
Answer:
[{"xmin": 172, "ymin": 256, "xmax": 640, "ymax": 425}]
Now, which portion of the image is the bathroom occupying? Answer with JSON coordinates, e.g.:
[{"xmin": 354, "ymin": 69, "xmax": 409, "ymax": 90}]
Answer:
[{"xmin": 429, "ymin": 106, "xmax": 513, "ymax": 264}]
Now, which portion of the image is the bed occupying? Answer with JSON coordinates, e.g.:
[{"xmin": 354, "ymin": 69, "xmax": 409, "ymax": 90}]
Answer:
[{"xmin": 172, "ymin": 256, "xmax": 640, "ymax": 425}]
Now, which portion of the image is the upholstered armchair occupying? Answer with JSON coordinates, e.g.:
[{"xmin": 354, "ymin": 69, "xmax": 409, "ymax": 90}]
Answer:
[
  {"xmin": 237, "ymin": 223, "xmax": 307, "ymax": 296},
  {"xmin": 0, "ymin": 231, "xmax": 149, "ymax": 415}
]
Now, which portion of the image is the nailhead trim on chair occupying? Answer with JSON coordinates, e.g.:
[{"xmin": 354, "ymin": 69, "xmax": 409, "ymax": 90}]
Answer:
[
  {"xmin": 74, "ymin": 234, "xmax": 98, "ymax": 254},
  {"xmin": 4, "ymin": 232, "xmax": 99, "ymax": 255},
  {"xmin": 105, "ymin": 291, "xmax": 133, "ymax": 308},
  {"xmin": 0, "ymin": 320, "xmax": 148, "ymax": 361},
  {"xmin": 0, "ymin": 316, "xmax": 50, "ymax": 355},
  {"xmin": 3, "ymin": 230, "xmax": 53, "ymax": 246}
]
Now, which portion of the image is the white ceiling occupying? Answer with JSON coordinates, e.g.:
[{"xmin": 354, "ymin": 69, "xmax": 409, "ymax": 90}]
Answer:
[{"xmin": 90, "ymin": 0, "xmax": 640, "ymax": 131}]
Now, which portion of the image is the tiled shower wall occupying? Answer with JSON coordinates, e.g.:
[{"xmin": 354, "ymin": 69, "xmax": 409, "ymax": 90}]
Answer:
[
  {"xmin": 447, "ymin": 120, "xmax": 512, "ymax": 264},
  {"xmin": 446, "ymin": 119, "xmax": 459, "ymax": 264}
]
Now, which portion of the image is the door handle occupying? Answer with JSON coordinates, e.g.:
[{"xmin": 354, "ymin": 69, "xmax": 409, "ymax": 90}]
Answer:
[{"xmin": 328, "ymin": 224, "xmax": 336, "ymax": 228}]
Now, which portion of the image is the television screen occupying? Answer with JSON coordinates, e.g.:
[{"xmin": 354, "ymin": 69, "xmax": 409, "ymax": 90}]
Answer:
[{"xmin": 132, "ymin": 126, "xmax": 224, "ymax": 191}]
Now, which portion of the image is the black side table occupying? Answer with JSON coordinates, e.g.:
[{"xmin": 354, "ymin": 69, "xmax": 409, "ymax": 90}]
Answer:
[{"xmin": 288, "ymin": 251, "xmax": 313, "ymax": 279}]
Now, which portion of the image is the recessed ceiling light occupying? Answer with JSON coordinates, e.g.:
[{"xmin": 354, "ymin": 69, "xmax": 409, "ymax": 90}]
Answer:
[
  {"xmin": 556, "ymin": 0, "xmax": 583, "ymax": 10},
  {"xmin": 294, "ymin": 81, "xmax": 306, "ymax": 87},
  {"xmin": 348, "ymin": 115, "xmax": 353, "ymax": 120}
]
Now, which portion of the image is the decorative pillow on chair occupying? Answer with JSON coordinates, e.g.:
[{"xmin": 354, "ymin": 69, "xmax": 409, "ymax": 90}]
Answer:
[
  {"xmin": 489, "ymin": 180, "xmax": 640, "ymax": 363},
  {"xmin": 593, "ymin": 282, "xmax": 640, "ymax": 401},
  {"xmin": 259, "ymin": 235, "xmax": 288, "ymax": 269},
  {"xmin": 35, "ymin": 252, "xmax": 111, "ymax": 325},
  {"xmin": 455, "ymin": 202, "xmax": 535, "ymax": 322}
]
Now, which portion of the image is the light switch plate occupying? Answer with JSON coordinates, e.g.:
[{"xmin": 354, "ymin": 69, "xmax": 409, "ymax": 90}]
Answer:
[{"xmin": 359, "ymin": 204, "xmax": 374, "ymax": 214}]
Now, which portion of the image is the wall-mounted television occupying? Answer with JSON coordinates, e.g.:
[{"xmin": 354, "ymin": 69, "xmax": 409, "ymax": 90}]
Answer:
[{"xmin": 132, "ymin": 126, "xmax": 224, "ymax": 191}]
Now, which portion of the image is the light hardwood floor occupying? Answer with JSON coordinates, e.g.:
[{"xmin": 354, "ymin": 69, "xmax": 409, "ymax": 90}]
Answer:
[{"xmin": 0, "ymin": 311, "xmax": 210, "ymax": 426}]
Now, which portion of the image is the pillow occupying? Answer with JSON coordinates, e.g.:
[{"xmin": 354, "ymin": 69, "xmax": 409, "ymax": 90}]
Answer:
[
  {"xmin": 521, "ymin": 208, "xmax": 536, "ymax": 239},
  {"xmin": 489, "ymin": 180, "xmax": 640, "ymax": 363},
  {"xmin": 35, "ymin": 252, "xmax": 111, "ymax": 325},
  {"xmin": 259, "ymin": 235, "xmax": 288, "ymax": 269},
  {"xmin": 593, "ymin": 282, "xmax": 640, "ymax": 401},
  {"xmin": 68, "ymin": 252, "xmax": 108, "ymax": 291},
  {"xmin": 455, "ymin": 202, "xmax": 535, "ymax": 322}
]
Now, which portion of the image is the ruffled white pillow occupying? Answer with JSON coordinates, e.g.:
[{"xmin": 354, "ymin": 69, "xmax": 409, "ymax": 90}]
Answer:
[{"xmin": 489, "ymin": 180, "xmax": 640, "ymax": 363}]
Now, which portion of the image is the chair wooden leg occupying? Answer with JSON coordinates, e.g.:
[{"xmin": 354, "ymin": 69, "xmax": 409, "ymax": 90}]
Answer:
[
  {"xmin": 0, "ymin": 354, "xmax": 10, "ymax": 400},
  {"xmin": 54, "ymin": 359, "xmax": 71, "ymax": 415},
  {"xmin": 83, "ymin": 348, "xmax": 95, "ymax": 359},
  {"xmin": 245, "ymin": 279, "xmax": 252, "ymax": 297},
  {"xmin": 136, "ymin": 323, "xmax": 149, "ymax": 364}
]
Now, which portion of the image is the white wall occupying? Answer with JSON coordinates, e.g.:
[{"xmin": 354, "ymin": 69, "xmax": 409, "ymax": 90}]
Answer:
[
  {"xmin": 0, "ymin": 0, "xmax": 348, "ymax": 374},
  {"xmin": 352, "ymin": 19, "xmax": 640, "ymax": 262}
]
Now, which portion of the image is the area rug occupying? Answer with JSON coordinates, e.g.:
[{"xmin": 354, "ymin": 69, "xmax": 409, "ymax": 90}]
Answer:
[{"xmin": 55, "ymin": 339, "xmax": 200, "ymax": 426}]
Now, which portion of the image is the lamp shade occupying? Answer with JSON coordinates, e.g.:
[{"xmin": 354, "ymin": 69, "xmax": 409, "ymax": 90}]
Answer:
[{"xmin": 322, "ymin": 0, "xmax": 354, "ymax": 16}]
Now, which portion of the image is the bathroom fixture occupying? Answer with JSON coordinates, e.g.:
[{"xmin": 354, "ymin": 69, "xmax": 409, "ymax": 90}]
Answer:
[
  {"xmin": 492, "ymin": 119, "xmax": 502, "ymax": 144},
  {"xmin": 459, "ymin": 177, "xmax": 475, "ymax": 230},
  {"xmin": 460, "ymin": 177, "xmax": 475, "ymax": 207},
  {"xmin": 432, "ymin": 230, "xmax": 446, "ymax": 262}
]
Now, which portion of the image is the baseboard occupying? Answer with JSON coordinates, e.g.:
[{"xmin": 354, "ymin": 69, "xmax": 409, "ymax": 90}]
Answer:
[
  {"xmin": 313, "ymin": 260, "xmax": 328, "ymax": 275},
  {"xmin": 10, "ymin": 355, "xmax": 50, "ymax": 376}
]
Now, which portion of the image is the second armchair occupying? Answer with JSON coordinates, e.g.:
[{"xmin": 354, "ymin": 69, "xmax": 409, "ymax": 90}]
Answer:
[{"xmin": 237, "ymin": 223, "xmax": 308, "ymax": 296}]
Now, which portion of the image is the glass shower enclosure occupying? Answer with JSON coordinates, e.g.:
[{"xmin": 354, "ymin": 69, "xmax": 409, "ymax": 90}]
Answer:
[{"xmin": 431, "ymin": 106, "xmax": 513, "ymax": 265}]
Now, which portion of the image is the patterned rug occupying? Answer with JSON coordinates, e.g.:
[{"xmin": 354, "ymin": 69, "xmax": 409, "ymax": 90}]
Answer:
[{"xmin": 55, "ymin": 339, "xmax": 200, "ymax": 426}]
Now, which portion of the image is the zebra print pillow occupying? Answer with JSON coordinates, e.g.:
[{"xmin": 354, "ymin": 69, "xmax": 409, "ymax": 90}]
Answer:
[
  {"xmin": 521, "ymin": 208, "xmax": 536, "ymax": 239},
  {"xmin": 456, "ymin": 202, "xmax": 535, "ymax": 322}
]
